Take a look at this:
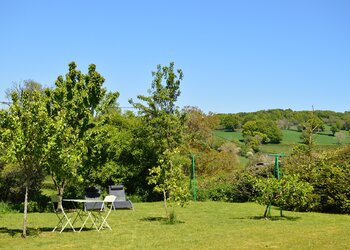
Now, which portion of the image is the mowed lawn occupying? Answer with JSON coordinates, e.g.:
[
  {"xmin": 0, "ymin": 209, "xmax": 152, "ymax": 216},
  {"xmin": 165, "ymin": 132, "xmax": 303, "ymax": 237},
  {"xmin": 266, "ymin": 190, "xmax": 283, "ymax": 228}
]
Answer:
[{"xmin": 1, "ymin": 202, "xmax": 350, "ymax": 249}]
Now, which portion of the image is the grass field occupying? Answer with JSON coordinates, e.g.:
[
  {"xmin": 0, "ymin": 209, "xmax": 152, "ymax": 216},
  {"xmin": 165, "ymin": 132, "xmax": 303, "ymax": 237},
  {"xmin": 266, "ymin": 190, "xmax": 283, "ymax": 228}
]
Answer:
[
  {"xmin": 215, "ymin": 128, "xmax": 350, "ymax": 155},
  {"xmin": 1, "ymin": 202, "xmax": 349, "ymax": 249}
]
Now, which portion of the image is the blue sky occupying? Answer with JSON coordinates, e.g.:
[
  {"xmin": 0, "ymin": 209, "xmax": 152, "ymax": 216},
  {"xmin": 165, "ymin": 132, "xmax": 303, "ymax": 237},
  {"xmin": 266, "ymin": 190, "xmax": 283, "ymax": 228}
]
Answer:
[{"xmin": 1, "ymin": 1, "xmax": 349, "ymax": 113}]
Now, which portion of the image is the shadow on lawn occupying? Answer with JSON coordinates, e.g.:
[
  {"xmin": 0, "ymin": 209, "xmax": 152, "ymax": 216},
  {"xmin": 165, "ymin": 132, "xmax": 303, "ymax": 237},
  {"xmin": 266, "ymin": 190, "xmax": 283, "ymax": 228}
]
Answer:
[
  {"xmin": 249, "ymin": 215, "xmax": 301, "ymax": 221},
  {"xmin": 140, "ymin": 216, "xmax": 185, "ymax": 224},
  {"xmin": 231, "ymin": 215, "xmax": 300, "ymax": 221},
  {"xmin": 0, "ymin": 227, "xmax": 53, "ymax": 237}
]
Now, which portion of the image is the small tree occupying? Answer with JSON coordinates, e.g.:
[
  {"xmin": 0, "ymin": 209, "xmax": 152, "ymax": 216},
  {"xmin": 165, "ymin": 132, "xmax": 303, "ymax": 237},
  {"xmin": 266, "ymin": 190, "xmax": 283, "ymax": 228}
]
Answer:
[
  {"xmin": 148, "ymin": 148, "xmax": 190, "ymax": 220},
  {"xmin": 0, "ymin": 88, "xmax": 49, "ymax": 237},
  {"xmin": 300, "ymin": 114, "xmax": 323, "ymax": 154},
  {"xmin": 330, "ymin": 125, "xmax": 340, "ymax": 136},
  {"xmin": 335, "ymin": 132, "xmax": 345, "ymax": 145},
  {"xmin": 254, "ymin": 175, "xmax": 314, "ymax": 218}
]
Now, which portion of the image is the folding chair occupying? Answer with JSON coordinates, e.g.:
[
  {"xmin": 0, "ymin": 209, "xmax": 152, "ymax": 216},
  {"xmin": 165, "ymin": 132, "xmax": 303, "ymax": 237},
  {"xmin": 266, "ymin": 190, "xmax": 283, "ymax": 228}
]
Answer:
[
  {"xmin": 51, "ymin": 195, "xmax": 75, "ymax": 233},
  {"xmin": 98, "ymin": 195, "xmax": 116, "ymax": 231},
  {"xmin": 79, "ymin": 189, "xmax": 104, "ymax": 232},
  {"xmin": 108, "ymin": 185, "xmax": 134, "ymax": 210},
  {"xmin": 84, "ymin": 187, "xmax": 104, "ymax": 211}
]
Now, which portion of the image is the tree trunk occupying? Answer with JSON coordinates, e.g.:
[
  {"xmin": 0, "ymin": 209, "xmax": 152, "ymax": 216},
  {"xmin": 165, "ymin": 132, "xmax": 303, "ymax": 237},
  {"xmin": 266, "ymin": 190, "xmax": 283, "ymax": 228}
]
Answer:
[
  {"xmin": 57, "ymin": 186, "xmax": 65, "ymax": 211},
  {"xmin": 22, "ymin": 184, "xmax": 28, "ymax": 238},
  {"xmin": 163, "ymin": 190, "xmax": 168, "ymax": 218}
]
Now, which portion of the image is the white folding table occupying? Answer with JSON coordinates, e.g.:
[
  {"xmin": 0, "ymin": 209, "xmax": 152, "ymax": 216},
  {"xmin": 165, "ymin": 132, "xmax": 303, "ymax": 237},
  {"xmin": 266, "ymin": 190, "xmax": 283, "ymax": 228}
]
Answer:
[{"xmin": 63, "ymin": 199, "xmax": 104, "ymax": 232}]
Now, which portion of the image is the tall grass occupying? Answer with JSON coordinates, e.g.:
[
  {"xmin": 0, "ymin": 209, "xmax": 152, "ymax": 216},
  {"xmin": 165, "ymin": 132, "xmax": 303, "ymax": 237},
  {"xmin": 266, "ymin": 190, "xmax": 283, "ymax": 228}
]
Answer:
[{"xmin": 0, "ymin": 202, "xmax": 349, "ymax": 249}]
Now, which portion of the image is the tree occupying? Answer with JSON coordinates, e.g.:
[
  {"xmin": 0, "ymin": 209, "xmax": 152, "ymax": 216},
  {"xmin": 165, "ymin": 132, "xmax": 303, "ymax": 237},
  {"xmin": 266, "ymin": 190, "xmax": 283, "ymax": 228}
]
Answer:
[
  {"xmin": 330, "ymin": 125, "xmax": 340, "ymax": 136},
  {"xmin": 183, "ymin": 106, "xmax": 220, "ymax": 150},
  {"xmin": 254, "ymin": 174, "xmax": 314, "ymax": 217},
  {"xmin": 0, "ymin": 87, "xmax": 49, "ymax": 238},
  {"xmin": 335, "ymin": 132, "xmax": 345, "ymax": 145},
  {"xmin": 220, "ymin": 114, "xmax": 242, "ymax": 131},
  {"xmin": 44, "ymin": 62, "xmax": 116, "ymax": 209},
  {"xmin": 148, "ymin": 148, "xmax": 190, "ymax": 219},
  {"xmin": 300, "ymin": 114, "xmax": 323, "ymax": 154},
  {"xmin": 242, "ymin": 120, "xmax": 282, "ymax": 144},
  {"xmin": 130, "ymin": 62, "xmax": 189, "ymax": 216}
]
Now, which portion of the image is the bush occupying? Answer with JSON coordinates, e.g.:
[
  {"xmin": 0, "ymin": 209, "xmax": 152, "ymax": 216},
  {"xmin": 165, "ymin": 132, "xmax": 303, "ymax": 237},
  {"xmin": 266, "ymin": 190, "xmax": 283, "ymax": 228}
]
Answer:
[
  {"xmin": 284, "ymin": 145, "xmax": 350, "ymax": 213},
  {"xmin": 253, "ymin": 174, "xmax": 315, "ymax": 213},
  {"xmin": 0, "ymin": 201, "xmax": 17, "ymax": 214},
  {"xmin": 196, "ymin": 172, "xmax": 257, "ymax": 203}
]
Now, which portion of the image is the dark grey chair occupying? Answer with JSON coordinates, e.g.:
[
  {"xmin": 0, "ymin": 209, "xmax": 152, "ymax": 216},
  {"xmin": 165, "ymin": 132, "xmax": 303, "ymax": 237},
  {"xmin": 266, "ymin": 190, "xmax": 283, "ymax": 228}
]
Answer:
[
  {"xmin": 84, "ymin": 187, "xmax": 103, "ymax": 211},
  {"xmin": 108, "ymin": 185, "xmax": 134, "ymax": 210}
]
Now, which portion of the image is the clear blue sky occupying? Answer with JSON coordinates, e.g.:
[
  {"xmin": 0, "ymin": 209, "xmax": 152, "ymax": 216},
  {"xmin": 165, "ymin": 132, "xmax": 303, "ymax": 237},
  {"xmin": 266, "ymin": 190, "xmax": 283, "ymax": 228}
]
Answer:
[{"xmin": 1, "ymin": 0, "xmax": 349, "ymax": 113}]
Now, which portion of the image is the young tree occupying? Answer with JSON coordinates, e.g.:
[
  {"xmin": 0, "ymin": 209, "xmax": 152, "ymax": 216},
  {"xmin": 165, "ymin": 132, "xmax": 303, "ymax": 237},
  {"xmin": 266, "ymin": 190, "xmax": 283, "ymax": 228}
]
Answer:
[
  {"xmin": 0, "ymin": 88, "xmax": 49, "ymax": 238},
  {"xmin": 44, "ymin": 62, "xmax": 116, "ymax": 209},
  {"xmin": 148, "ymin": 148, "xmax": 190, "ymax": 219},
  {"xmin": 130, "ymin": 62, "xmax": 189, "ymax": 216},
  {"xmin": 300, "ymin": 114, "xmax": 323, "ymax": 154}
]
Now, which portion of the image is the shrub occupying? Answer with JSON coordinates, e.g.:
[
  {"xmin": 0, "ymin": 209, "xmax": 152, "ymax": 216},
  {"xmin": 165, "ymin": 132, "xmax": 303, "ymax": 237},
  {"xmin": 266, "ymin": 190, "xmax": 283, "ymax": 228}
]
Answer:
[
  {"xmin": 0, "ymin": 201, "xmax": 17, "ymax": 214},
  {"xmin": 253, "ymin": 174, "xmax": 315, "ymax": 213}
]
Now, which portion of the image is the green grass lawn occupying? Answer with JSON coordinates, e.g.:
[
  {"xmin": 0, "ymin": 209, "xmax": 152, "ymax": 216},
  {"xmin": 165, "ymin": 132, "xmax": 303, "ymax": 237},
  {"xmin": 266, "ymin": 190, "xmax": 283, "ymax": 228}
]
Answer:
[{"xmin": 1, "ymin": 202, "xmax": 350, "ymax": 249}]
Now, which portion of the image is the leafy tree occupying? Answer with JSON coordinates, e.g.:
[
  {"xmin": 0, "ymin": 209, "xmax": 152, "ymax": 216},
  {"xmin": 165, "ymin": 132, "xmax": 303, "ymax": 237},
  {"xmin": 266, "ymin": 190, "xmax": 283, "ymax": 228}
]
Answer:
[
  {"xmin": 183, "ymin": 106, "xmax": 220, "ymax": 150},
  {"xmin": 130, "ymin": 62, "xmax": 185, "ymax": 152},
  {"xmin": 242, "ymin": 120, "xmax": 282, "ymax": 144},
  {"xmin": 300, "ymin": 114, "xmax": 324, "ymax": 154},
  {"xmin": 148, "ymin": 148, "xmax": 190, "ymax": 219},
  {"xmin": 219, "ymin": 114, "xmax": 242, "ymax": 131},
  {"xmin": 330, "ymin": 125, "xmax": 340, "ymax": 136},
  {"xmin": 44, "ymin": 62, "xmax": 115, "ymax": 208},
  {"xmin": 335, "ymin": 132, "xmax": 345, "ymax": 145},
  {"xmin": 79, "ymin": 102, "xmax": 141, "ymax": 190},
  {"xmin": 0, "ymin": 88, "xmax": 49, "ymax": 237},
  {"xmin": 284, "ymin": 146, "xmax": 350, "ymax": 213},
  {"xmin": 130, "ymin": 62, "xmax": 189, "ymax": 213},
  {"xmin": 254, "ymin": 174, "xmax": 314, "ymax": 217}
]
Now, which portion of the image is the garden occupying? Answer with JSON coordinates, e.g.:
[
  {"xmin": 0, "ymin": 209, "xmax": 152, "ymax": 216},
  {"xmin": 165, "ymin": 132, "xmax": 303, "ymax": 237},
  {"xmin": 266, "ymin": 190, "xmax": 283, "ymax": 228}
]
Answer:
[{"xmin": 0, "ymin": 62, "xmax": 350, "ymax": 249}]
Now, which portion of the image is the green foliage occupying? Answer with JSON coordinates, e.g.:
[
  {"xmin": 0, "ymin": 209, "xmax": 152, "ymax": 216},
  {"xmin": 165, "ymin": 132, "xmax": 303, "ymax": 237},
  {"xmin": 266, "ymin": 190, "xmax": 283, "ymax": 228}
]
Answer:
[
  {"xmin": 218, "ymin": 113, "xmax": 242, "ymax": 131},
  {"xmin": 0, "ymin": 201, "xmax": 17, "ymax": 214},
  {"xmin": 196, "ymin": 173, "xmax": 256, "ymax": 202},
  {"xmin": 193, "ymin": 149, "xmax": 240, "ymax": 177},
  {"xmin": 242, "ymin": 120, "xmax": 283, "ymax": 144},
  {"xmin": 44, "ymin": 62, "xmax": 118, "ymax": 205},
  {"xmin": 253, "ymin": 174, "xmax": 314, "ymax": 214},
  {"xmin": 148, "ymin": 148, "xmax": 190, "ymax": 217},
  {"xmin": 130, "ymin": 62, "xmax": 187, "ymax": 201},
  {"xmin": 183, "ymin": 106, "xmax": 220, "ymax": 150},
  {"xmin": 0, "ymin": 84, "xmax": 49, "ymax": 237},
  {"xmin": 284, "ymin": 145, "xmax": 350, "ymax": 213}
]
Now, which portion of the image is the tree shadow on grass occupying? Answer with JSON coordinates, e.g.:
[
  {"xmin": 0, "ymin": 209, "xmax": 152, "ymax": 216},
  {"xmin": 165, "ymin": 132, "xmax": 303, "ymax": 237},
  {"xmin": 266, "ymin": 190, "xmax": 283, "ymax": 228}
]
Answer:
[
  {"xmin": 140, "ymin": 216, "xmax": 185, "ymax": 224},
  {"xmin": 249, "ymin": 215, "xmax": 301, "ymax": 221},
  {"xmin": 230, "ymin": 215, "xmax": 301, "ymax": 221},
  {"xmin": 0, "ymin": 227, "xmax": 53, "ymax": 237}
]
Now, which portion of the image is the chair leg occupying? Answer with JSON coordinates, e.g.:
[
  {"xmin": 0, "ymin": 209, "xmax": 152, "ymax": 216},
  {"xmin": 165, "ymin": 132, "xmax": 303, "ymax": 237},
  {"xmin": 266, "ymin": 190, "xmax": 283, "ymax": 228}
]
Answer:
[{"xmin": 98, "ymin": 209, "xmax": 112, "ymax": 231}]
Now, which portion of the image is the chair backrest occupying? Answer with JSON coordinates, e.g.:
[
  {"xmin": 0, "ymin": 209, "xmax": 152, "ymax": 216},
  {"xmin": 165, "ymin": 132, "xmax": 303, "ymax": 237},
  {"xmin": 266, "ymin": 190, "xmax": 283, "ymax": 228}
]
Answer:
[
  {"xmin": 108, "ymin": 185, "xmax": 126, "ymax": 201},
  {"xmin": 104, "ymin": 195, "xmax": 116, "ymax": 203},
  {"xmin": 85, "ymin": 187, "xmax": 101, "ymax": 198}
]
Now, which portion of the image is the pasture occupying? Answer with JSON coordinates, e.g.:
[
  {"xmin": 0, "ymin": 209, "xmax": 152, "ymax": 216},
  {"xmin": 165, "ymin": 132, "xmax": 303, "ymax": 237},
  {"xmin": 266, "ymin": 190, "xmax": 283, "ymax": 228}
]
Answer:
[
  {"xmin": 0, "ymin": 202, "xmax": 349, "ymax": 249},
  {"xmin": 215, "ymin": 128, "xmax": 350, "ymax": 155}
]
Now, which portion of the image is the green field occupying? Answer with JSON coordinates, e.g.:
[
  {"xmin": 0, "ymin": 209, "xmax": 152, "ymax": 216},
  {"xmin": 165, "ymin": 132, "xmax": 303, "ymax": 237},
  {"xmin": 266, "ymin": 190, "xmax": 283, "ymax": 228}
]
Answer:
[
  {"xmin": 215, "ymin": 128, "xmax": 350, "ymax": 155},
  {"xmin": 1, "ymin": 202, "xmax": 350, "ymax": 249}
]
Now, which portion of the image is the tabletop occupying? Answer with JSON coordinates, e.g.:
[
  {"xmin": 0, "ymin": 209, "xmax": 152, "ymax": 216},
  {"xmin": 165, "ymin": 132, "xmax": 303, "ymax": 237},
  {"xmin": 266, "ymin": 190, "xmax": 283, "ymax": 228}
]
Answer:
[{"xmin": 63, "ymin": 199, "xmax": 103, "ymax": 203}]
